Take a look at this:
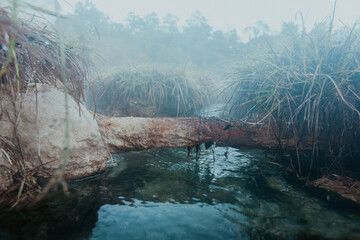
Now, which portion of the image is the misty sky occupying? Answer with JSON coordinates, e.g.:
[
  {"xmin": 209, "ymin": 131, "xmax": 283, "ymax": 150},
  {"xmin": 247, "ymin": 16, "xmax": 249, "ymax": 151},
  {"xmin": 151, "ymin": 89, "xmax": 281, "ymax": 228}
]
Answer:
[{"xmin": 59, "ymin": 0, "xmax": 359, "ymax": 40}]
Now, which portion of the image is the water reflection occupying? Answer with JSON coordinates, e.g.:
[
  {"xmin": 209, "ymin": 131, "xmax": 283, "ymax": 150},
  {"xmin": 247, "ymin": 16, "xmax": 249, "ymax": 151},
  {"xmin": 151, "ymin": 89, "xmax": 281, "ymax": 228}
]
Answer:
[
  {"xmin": 92, "ymin": 201, "xmax": 248, "ymax": 240},
  {"xmin": 0, "ymin": 147, "xmax": 360, "ymax": 240},
  {"xmin": 93, "ymin": 147, "xmax": 360, "ymax": 240}
]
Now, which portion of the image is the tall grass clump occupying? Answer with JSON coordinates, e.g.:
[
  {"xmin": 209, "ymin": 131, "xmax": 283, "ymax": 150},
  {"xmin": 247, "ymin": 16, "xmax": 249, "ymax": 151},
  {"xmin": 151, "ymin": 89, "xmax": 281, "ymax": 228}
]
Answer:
[
  {"xmin": 91, "ymin": 66, "xmax": 211, "ymax": 117},
  {"xmin": 0, "ymin": 5, "xmax": 92, "ymax": 101},
  {"xmin": 225, "ymin": 18, "xmax": 360, "ymax": 177}
]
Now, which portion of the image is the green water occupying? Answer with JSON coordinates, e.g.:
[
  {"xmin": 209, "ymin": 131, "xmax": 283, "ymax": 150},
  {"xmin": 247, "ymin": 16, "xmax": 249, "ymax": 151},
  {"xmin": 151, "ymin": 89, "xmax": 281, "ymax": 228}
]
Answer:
[{"xmin": 0, "ymin": 147, "xmax": 360, "ymax": 240}]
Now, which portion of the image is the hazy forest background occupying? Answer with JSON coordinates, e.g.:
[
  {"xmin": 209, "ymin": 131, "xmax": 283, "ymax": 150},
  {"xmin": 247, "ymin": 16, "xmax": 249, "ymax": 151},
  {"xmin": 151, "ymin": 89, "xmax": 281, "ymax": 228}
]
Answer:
[{"xmin": 59, "ymin": 0, "xmax": 272, "ymax": 74}]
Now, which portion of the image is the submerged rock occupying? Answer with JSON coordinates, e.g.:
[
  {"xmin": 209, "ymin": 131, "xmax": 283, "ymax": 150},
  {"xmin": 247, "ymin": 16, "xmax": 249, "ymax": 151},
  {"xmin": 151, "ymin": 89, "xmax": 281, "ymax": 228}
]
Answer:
[
  {"xmin": 311, "ymin": 175, "xmax": 360, "ymax": 204},
  {"xmin": 0, "ymin": 85, "xmax": 108, "ymax": 193},
  {"xmin": 265, "ymin": 176, "xmax": 288, "ymax": 192}
]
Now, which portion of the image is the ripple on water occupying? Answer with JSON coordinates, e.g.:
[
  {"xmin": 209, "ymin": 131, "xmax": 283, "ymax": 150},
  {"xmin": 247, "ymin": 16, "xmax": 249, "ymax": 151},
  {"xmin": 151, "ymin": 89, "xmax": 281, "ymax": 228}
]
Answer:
[
  {"xmin": 100, "ymin": 147, "xmax": 360, "ymax": 240},
  {"xmin": 91, "ymin": 200, "xmax": 249, "ymax": 240},
  {"xmin": 1, "ymin": 147, "xmax": 360, "ymax": 240}
]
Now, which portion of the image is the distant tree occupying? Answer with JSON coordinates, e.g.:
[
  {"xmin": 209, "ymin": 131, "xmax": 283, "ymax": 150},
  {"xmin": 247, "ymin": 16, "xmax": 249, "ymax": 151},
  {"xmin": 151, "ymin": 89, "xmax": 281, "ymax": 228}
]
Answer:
[
  {"xmin": 162, "ymin": 14, "xmax": 180, "ymax": 34},
  {"xmin": 184, "ymin": 10, "xmax": 212, "ymax": 37},
  {"xmin": 144, "ymin": 13, "xmax": 160, "ymax": 31},
  {"xmin": 74, "ymin": 0, "xmax": 109, "ymax": 31},
  {"xmin": 244, "ymin": 20, "xmax": 270, "ymax": 39},
  {"xmin": 126, "ymin": 12, "xmax": 145, "ymax": 35}
]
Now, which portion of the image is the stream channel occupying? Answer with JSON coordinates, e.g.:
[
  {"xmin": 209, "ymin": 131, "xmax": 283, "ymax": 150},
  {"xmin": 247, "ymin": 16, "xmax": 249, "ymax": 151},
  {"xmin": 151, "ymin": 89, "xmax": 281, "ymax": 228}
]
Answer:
[{"xmin": 0, "ymin": 146, "xmax": 360, "ymax": 239}]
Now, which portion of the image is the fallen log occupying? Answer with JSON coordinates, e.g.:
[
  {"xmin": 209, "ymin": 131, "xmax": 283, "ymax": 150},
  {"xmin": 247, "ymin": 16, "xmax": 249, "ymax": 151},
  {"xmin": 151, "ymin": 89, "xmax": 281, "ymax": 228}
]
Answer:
[{"xmin": 97, "ymin": 115, "xmax": 310, "ymax": 152}]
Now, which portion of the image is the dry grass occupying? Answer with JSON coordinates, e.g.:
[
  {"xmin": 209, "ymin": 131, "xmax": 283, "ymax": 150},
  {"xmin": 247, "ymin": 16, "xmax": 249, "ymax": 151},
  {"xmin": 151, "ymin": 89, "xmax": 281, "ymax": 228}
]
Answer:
[
  {"xmin": 224, "ymin": 17, "xmax": 360, "ymax": 176},
  {"xmin": 92, "ymin": 66, "xmax": 211, "ymax": 117},
  {"xmin": 0, "ymin": 7, "xmax": 91, "ymax": 101}
]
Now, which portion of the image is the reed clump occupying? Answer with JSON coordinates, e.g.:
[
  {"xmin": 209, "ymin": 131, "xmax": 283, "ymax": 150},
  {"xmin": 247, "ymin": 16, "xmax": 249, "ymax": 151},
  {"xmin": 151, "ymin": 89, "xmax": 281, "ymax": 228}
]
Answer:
[
  {"xmin": 0, "ymin": 7, "xmax": 91, "ymax": 101},
  {"xmin": 225, "ymin": 19, "xmax": 360, "ymax": 177},
  {"xmin": 92, "ymin": 66, "xmax": 211, "ymax": 117}
]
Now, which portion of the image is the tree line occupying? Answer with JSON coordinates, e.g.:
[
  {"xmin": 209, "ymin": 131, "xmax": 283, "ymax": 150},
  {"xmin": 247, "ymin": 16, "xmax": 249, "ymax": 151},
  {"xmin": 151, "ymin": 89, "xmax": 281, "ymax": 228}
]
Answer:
[{"xmin": 61, "ymin": 0, "xmax": 243, "ymax": 71}]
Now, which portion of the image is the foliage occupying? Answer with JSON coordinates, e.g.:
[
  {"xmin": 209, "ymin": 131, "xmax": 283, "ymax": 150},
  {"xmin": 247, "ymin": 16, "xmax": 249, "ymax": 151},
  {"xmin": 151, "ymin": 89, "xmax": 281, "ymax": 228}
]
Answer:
[
  {"xmin": 92, "ymin": 66, "xmax": 211, "ymax": 117},
  {"xmin": 225, "ymin": 18, "xmax": 360, "ymax": 176},
  {"xmin": 244, "ymin": 20, "xmax": 270, "ymax": 39},
  {"xmin": 0, "ymin": 6, "xmax": 91, "ymax": 101}
]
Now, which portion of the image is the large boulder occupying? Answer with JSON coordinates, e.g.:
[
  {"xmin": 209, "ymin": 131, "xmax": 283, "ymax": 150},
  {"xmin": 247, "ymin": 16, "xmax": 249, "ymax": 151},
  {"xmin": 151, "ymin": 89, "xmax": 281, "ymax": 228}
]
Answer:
[{"xmin": 0, "ymin": 85, "xmax": 108, "ymax": 190}]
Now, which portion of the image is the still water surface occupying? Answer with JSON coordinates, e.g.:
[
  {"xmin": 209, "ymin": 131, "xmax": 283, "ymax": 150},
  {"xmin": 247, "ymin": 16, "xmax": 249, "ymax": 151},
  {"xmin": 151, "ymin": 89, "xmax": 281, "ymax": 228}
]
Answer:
[{"xmin": 1, "ymin": 147, "xmax": 360, "ymax": 239}]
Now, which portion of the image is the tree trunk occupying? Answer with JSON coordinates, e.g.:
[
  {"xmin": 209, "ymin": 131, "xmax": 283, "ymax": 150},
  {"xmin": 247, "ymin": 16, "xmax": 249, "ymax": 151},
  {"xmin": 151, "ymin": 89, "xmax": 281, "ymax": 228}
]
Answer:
[{"xmin": 97, "ymin": 115, "xmax": 309, "ymax": 152}]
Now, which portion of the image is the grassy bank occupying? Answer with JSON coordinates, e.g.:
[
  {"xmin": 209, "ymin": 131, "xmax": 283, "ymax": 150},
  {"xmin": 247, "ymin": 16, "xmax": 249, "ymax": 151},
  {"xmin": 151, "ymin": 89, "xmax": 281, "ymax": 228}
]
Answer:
[{"xmin": 224, "ymin": 18, "xmax": 360, "ymax": 177}]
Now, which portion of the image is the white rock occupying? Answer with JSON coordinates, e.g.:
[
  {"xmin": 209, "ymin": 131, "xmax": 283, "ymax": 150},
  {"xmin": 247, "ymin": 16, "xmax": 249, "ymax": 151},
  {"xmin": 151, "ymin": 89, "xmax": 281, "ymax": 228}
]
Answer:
[{"xmin": 0, "ymin": 85, "xmax": 108, "ymax": 186}]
